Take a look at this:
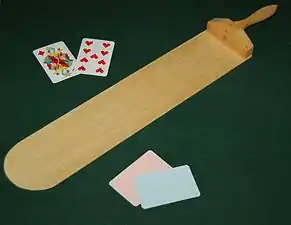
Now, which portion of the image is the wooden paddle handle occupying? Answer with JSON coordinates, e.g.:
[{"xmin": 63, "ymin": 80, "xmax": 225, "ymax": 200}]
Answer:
[{"xmin": 234, "ymin": 5, "xmax": 278, "ymax": 29}]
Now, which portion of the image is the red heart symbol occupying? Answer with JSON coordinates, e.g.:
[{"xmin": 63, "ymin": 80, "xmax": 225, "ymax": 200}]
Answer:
[
  {"xmin": 90, "ymin": 53, "xmax": 98, "ymax": 59},
  {"xmin": 102, "ymin": 42, "xmax": 110, "ymax": 48},
  {"xmin": 101, "ymin": 51, "xmax": 108, "ymax": 56},
  {"xmin": 85, "ymin": 41, "xmax": 93, "ymax": 46},
  {"xmin": 98, "ymin": 59, "xmax": 106, "ymax": 65},
  {"xmin": 80, "ymin": 57, "xmax": 88, "ymax": 62},
  {"xmin": 96, "ymin": 68, "xmax": 104, "ymax": 73},
  {"xmin": 83, "ymin": 48, "xmax": 91, "ymax": 54},
  {"xmin": 78, "ymin": 65, "xmax": 86, "ymax": 71},
  {"xmin": 38, "ymin": 50, "xmax": 44, "ymax": 56}
]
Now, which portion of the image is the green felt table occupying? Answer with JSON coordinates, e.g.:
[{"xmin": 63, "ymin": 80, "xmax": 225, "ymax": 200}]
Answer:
[{"xmin": 0, "ymin": 0, "xmax": 291, "ymax": 225}]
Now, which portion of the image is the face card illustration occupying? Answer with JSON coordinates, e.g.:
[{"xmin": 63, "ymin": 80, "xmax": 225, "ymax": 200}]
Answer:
[
  {"xmin": 76, "ymin": 38, "xmax": 115, "ymax": 77},
  {"xmin": 33, "ymin": 41, "xmax": 80, "ymax": 83}
]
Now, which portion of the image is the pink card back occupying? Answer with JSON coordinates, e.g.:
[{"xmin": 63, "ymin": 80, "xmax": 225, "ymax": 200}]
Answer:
[{"xmin": 109, "ymin": 150, "xmax": 171, "ymax": 206}]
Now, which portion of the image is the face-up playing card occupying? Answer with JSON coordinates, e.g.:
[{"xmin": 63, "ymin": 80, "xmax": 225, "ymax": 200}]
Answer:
[
  {"xmin": 109, "ymin": 150, "xmax": 171, "ymax": 206},
  {"xmin": 33, "ymin": 41, "xmax": 80, "ymax": 83},
  {"xmin": 76, "ymin": 38, "xmax": 115, "ymax": 77}
]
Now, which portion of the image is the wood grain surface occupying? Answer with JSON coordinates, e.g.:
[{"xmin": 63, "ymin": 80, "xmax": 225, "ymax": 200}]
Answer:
[{"xmin": 4, "ymin": 5, "xmax": 278, "ymax": 191}]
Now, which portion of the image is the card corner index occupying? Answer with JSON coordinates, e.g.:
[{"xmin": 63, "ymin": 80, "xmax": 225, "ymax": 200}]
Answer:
[
  {"xmin": 32, "ymin": 47, "xmax": 42, "ymax": 55},
  {"xmin": 32, "ymin": 51, "xmax": 38, "ymax": 58}
]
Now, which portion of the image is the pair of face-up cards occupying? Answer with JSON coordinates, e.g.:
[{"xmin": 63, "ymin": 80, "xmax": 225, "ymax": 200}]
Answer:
[
  {"xmin": 109, "ymin": 150, "xmax": 201, "ymax": 209},
  {"xmin": 33, "ymin": 38, "xmax": 115, "ymax": 83}
]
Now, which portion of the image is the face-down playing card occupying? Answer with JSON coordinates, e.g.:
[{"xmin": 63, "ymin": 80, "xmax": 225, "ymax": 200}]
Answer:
[
  {"xmin": 76, "ymin": 38, "xmax": 115, "ymax": 77},
  {"xmin": 134, "ymin": 165, "xmax": 201, "ymax": 209},
  {"xmin": 109, "ymin": 150, "xmax": 171, "ymax": 206},
  {"xmin": 33, "ymin": 41, "xmax": 79, "ymax": 83}
]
